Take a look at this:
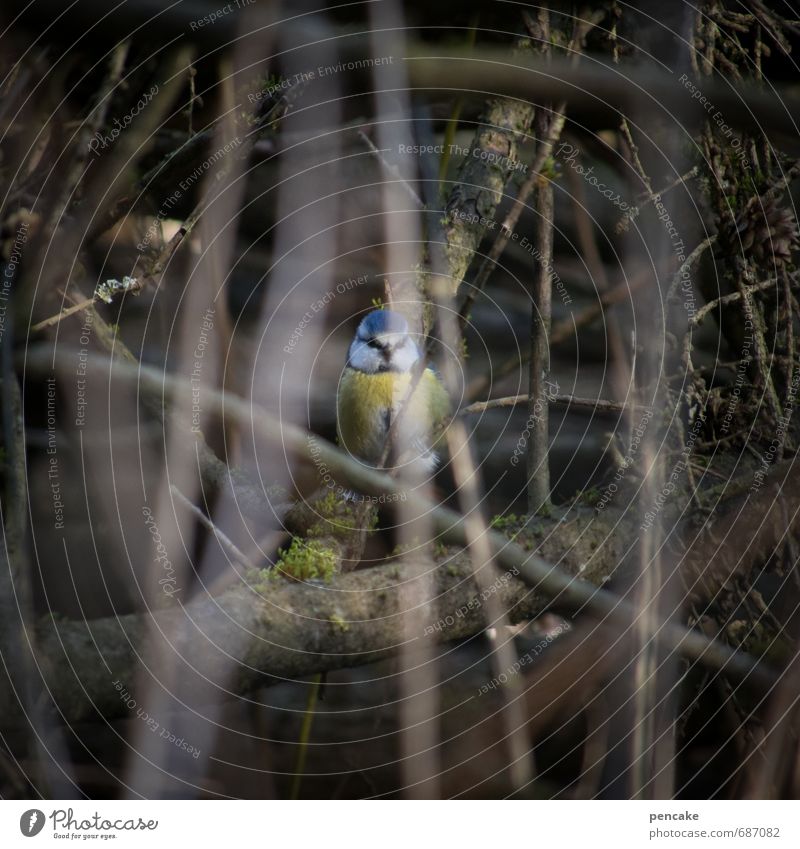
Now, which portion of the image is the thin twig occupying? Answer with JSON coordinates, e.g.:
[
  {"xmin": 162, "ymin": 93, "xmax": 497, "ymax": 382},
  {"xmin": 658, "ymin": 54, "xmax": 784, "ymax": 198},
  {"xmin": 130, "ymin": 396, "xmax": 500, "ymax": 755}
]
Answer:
[
  {"xmin": 528, "ymin": 146, "xmax": 554, "ymax": 512},
  {"xmin": 169, "ymin": 484, "xmax": 258, "ymax": 572},
  {"xmin": 289, "ymin": 673, "xmax": 321, "ymax": 799},
  {"xmin": 782, "ymin": 271, "xmax": 794, "ymax": 444},
  {"xmin": 616, "ymin": 166, "xmax": 699, "ymax": 231},
  {"xmin": 357, "ymin": 130, "xmax": 423, "ymax": 208},
  {"xmin": 737, "ymin": 272, "xmax": 784, "ymax": 425},
  {"xmin": 690, "ymin": 276, "xmax": 778, "ymax": 326},
  {"xmin": 666, "ymin": 236, "xmax": 717, "ymax": 303},
  {"xmin": 31, "ymin": 279, "xmax": 145, "ymax": 332},
  {"xmin": 432, "ymin": 276, "xmax": 534, "ymax": 790},
  {"xmin": 460, "ymin": 393, "xmax": 650, "ymax": 416}
]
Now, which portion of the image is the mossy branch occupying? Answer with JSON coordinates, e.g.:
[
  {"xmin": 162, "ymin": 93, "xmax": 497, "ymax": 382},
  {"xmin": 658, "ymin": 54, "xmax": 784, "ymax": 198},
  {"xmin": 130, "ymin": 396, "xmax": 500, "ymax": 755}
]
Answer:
[
  {"xmin": 442, "ymin": 98, "xmax": 535, "ymax": 294},
  {"xmin": 4, "ymin": 442, "xmax": 788, "ymax": 728}
]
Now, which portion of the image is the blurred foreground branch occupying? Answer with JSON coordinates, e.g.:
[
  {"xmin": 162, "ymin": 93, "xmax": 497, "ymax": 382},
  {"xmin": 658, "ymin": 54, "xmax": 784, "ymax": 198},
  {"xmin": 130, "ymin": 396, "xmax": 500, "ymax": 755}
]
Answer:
[{"xmin": 406, "ymin": 47, "xmax": 800, "ymax": 138}]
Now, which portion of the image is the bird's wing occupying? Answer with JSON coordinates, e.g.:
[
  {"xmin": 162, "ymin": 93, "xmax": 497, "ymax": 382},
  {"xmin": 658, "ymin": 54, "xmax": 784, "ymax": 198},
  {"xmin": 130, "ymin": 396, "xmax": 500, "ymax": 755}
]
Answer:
[{"xmin": 424, "ymin": 367, "xmax": 451, "ymax": 426}]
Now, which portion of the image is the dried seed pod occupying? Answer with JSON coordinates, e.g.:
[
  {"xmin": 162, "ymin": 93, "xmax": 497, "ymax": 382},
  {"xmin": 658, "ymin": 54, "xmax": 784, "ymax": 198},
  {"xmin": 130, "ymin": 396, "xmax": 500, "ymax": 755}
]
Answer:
[{"xmin": 727, "ymin": 193, "xmax": 800, "ymax": 268}]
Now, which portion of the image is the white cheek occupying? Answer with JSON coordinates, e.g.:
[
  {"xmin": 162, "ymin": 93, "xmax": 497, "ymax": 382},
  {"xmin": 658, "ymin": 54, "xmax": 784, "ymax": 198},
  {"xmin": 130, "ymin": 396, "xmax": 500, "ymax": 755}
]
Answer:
[
  {"xmin": 391, "ymin": 341, "xmax": 419, "ymax": 372},
  {"xmin": 349, "ymin": 341, "xmax": 382, "ymax": 373}
]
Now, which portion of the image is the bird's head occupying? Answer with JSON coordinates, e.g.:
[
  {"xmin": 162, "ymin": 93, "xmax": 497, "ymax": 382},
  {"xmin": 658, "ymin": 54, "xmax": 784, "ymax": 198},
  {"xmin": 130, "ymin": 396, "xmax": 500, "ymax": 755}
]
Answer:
[{"xmin": 347, "ymin": 309, "xmax": 421, "ymax": 374}]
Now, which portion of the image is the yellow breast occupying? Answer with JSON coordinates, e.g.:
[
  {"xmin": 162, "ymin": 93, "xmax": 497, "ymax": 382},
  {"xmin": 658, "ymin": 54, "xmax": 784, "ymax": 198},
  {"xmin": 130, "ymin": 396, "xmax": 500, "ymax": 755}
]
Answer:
[{"xmin": 336, "ymin": 368, "xmax": 449, "ymax": 464}]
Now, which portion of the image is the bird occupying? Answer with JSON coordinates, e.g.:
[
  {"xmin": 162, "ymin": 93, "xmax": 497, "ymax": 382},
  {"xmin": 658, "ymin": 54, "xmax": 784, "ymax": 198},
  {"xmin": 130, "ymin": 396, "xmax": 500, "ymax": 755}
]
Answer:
[{"xmin": 336, "ymin": 309, "xmax": 449, "ymax": 474}]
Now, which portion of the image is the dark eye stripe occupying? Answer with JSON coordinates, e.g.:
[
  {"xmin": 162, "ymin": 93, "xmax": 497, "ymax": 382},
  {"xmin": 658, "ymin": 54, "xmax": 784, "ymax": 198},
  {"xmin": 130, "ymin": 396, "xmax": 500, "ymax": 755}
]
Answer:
[{"xmin": 367, "ymin": 339, "xmax": 383, "ymax": 349}]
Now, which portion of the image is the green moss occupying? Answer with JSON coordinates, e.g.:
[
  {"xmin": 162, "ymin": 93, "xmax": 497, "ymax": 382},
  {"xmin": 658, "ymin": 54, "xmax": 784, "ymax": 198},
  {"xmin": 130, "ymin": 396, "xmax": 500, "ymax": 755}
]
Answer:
[
  {"xmin": 540, "ymin": 156, "xmax": 558, "ymax": 181},
  {"xmin": 306, "ymin": 490, "xmax": 371, "ymax": 540},
  {"xmin": 275, "ymin": 537, "xmax": 338, "ymax": 582},
  {"xmin": 42, "ymin": 611, "xmax": 68, "ymax": 624},
  {"xmin": 433, "ymin": 541, "xmax": 449, "ymax": 558},
  {"xmin": 329, "ymin": 613, "xmax": 349, "ymax": 633},
  {"xmin": 316, "ymin": 490, "xmax": 345, "ymax": 519},
  {"xmin": 581, "ymin": 487, "xmax": 602, "ymax": 507},
  {"xmin": 391, "ymin": 536, "xmax": 422, "ymax": 556},
  {"xmin": 490, "ymin": 513, "xmax": 520, "ymax": 530},
  {"xmin": 248, "ymin": 567, "xmax": 275, "ymax": 592}
]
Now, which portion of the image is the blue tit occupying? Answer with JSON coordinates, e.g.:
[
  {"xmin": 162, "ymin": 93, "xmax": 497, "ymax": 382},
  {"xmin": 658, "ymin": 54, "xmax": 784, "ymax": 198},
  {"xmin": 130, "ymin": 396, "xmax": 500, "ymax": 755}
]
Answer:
[{"xmin": 336, "ymin": 309, "xmax": 450, "ymax": 472}]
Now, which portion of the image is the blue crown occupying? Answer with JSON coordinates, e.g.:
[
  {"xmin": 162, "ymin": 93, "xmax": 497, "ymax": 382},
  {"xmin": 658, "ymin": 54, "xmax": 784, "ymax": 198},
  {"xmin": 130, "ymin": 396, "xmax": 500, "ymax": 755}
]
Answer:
[{"xmin": 358, "ymin": 309, "xmax": 408, "ymax": 337}]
